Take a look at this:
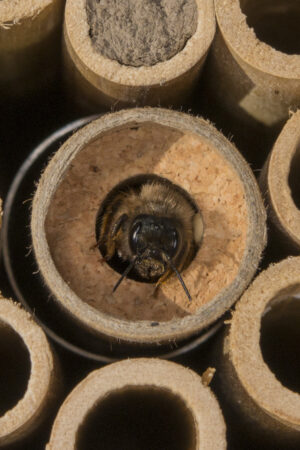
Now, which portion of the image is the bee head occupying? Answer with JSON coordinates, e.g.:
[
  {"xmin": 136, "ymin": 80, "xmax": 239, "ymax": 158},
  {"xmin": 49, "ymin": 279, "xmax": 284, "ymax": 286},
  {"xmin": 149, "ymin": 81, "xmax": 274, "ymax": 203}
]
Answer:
[{"xmin": 129, "ymin": 214, "xmax": 179, "ymax": 278}]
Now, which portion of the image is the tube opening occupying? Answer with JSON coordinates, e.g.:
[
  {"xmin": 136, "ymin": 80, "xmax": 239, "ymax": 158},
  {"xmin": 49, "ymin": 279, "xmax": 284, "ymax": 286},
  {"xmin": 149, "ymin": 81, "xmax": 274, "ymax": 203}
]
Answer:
[
  {"xmin": 95, "ymin": 174, "xmax": 201, "ymax": 284},
  {"xmin": 76, "ymin": 386, "xmax": 197, "ymax": 450},
  {"xmin": 288, "ymin": 143, "xmax": 300, "ymax": 210},
  {"xmin": 260, "ymin": 293, "xmax": 300, "ymax": 393},
  {"xmin": 45, "ymin": 120, "xmax": 248, "ymax": 321},
  {"xmin": 85, "ymin": 0, "xmax": 198, "ymax": 67},
  {"xmin": 240, "ymin": 0, "xmax": 300, "ymax": 55},
  {"xmin": 0, "ymin": 320, "xmax": 31, "ymax": 416}
]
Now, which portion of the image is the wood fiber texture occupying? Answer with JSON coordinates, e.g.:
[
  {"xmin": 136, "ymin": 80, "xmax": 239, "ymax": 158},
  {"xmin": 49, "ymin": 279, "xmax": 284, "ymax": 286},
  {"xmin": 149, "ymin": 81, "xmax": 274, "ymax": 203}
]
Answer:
[
  {"xmin": 260, "ymin": 111, "xmax": 300, "ymax": 250},
  {"xmin": 45, "ymin": 124, "xmax": 248, "ymax": 321},
  {"xmin": 221, "ymin": 257, "xmax": 300, "ymax": 444},
  {"xmin": 0, "ymin": 298, "xmax": 58, "ymax": 446},
  {"xmin": 207, "ymin": 0, "xmax": 300, "ymax": 126},
  {"xmin": 47, "ymin": 359, "xmax": 227, "ymax": 450},
  {"xmin": 63, "ymin": 0, "xmax": 215, "ymax": 108}
]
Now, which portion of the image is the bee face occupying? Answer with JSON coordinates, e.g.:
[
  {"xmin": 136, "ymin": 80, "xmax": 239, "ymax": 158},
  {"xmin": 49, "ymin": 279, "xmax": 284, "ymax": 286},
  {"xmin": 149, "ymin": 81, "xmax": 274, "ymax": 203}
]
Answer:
[
  {"xmin": 130, "ymin": 214, "xmax": 179, "ymax": 257},
  {"xmin": 129, "ymin": 214, "xmax": 180, "ymax": 279},
  {"xmin": 96, "ymin": 175, "xmax": 203, "ymax": 300}
]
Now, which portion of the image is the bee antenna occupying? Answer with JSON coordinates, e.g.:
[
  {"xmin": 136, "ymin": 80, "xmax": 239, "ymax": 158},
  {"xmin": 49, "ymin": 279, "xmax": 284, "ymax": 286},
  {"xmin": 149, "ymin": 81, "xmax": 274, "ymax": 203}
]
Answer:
[
  {"xmin": 112, "ymin": 255, "xmax": 139, "ymax": 293},
  {"xmin": 163, "ymin": 253, "xmax": 192, "ymax": 302}
]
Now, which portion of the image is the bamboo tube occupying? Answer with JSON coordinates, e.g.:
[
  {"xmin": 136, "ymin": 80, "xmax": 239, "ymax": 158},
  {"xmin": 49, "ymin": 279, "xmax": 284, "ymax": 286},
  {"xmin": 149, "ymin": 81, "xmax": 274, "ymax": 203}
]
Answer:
[
  {"xmin": 63, "ymin": 0, "xmax": 215, "ymax": 110},
  {"xmin": 0, "ymin": 297, "xmax": 59, "ymax": 446},
  {"xmin": 206, "ymin": 0, "xmax": 300, "ymax": 127},
  {"xmin": 31, "ymin": 108, "xmax": 266, "ymax": 346},
  {"xmin": 0, "ymin": 0, "xmax": 65, "ymax": 98},
  {"xmin": 221, "ymin": 257, "xmax": 300, "ymax": 445},
  {"xmin": 260, "ymin": 111, "xmax": 300, "ymax": 251},
  {"xmin": 47, "ymin": 358, "xmax": 226, "ymax": 449}
]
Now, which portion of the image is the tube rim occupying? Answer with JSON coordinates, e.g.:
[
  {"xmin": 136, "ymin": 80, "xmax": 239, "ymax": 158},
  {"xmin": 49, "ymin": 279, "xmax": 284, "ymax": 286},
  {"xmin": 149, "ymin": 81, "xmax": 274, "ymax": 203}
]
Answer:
[
  {"xmin": 31, "ymin": 107, "xmax": 266, "ymax": 343},
  {"xmin": 0, "ymin": 297, "xmax": 54, "ymax": 445},
  {"xmin": 215, "ymin": 0, "xmax": 300, "ymax": 79},
  {"xmin": 64, "ymin": 0, "xmax": 215, "ymax": 87},
  {"xmin": 47, "ymin": 358, "xmax": 226, "ymax": 450},
  {"xmin": 229, "ymin": 256, "xmax": 300, "ymax": 430}
]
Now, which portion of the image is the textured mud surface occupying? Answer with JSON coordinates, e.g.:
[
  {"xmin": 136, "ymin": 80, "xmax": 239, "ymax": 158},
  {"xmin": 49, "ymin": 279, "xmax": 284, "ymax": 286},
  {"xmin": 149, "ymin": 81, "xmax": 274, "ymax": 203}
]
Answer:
[{"xmin": 86, "ymin": 0, "xmax": 198, "ymax": 67}]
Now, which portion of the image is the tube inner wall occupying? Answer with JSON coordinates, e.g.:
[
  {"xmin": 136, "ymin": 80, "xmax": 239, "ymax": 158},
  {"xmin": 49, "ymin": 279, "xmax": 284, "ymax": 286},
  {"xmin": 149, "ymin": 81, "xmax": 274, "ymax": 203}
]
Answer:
[
  {"xmin": 0, "ymin": 320, "xmax": 31, "ymax": 416},
  {"xmin": 76, "ymin": 386, "xmax": 197, "ymax": 450}
]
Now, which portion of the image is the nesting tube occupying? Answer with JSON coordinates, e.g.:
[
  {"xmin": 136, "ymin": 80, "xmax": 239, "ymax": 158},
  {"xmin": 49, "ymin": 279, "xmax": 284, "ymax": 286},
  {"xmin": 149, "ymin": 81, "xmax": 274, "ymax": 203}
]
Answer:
[
  {"xmin": 63, "ymin": 0, "xmax": 215, "ymax": 109},
  {"xmin": 0, "ymin": 0, "xmax": 64, "ymax": 98},
  {"xmin": 260, "ymin": 111, "xmax": 300, "ymax": 251},
  {"xmin": 47, "ymin": 358, "xmax": 226, "ymax": 449},
  {"xmin": 31, "ymin": 108, "xmax": 266, "ymax": 347},
  {"xmin": 206, "ymin": 0, "xmax": 300, "ymax": 127},
  {"xmin": 221, "ymin": 257, "xmax": 300, "ymax": 445},
  {"xmin": 0, "ymin": 297, "xmax": 58, "ymax": 446}
]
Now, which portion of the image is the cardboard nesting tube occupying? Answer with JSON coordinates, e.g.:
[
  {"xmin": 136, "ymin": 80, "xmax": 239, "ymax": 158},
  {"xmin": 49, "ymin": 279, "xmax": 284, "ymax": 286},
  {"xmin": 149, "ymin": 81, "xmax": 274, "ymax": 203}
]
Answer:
[
  {"xmin": 260, "ymin": 111, "xmax": 300, "ymax": 251},
  {"xmin": 31, "ymin": 108, "xmax": 266, "ymax": 345},
  {"xmin": 208, "ymin": 0, "xmax": 300, "ymax": 127},
  {"xmin": 63, "ymin": 0, "xmax": 215, "ymax": 109},
  {"xmin": 0, "ymin": 0, "xmax": 64, "ymax": 98},
  {"xmin": 47, "ymin": 358, "xmax": 226, "ymax": 449},
  {"xmin": 0, "ymin": 297, "xmax": 58, "ymax": 446},
  {"xmin": 222, "ymin": 257, "xmax": 300, "ymax": 443}
]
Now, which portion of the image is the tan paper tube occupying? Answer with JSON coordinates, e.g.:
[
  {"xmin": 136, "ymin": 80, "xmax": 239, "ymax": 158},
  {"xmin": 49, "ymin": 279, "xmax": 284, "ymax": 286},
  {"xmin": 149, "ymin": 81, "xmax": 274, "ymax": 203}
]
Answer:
[
  {"xmin": 260, "ymin": 111, "xmax": 300, "ymax": 251},
  {"xmin": 0, "ymin": 297, "xmax": 59, "ymax": 446},
  {"xmin": 63, "ymin": 0, "xmax": 215, "ymax": 109},
  {"xmin": 47, "ymin": 358, "xmax": 226, "ymax": 449},
  {"xmin": 207, "ymin": 0, "xmax": 300, "ymax": 127},
  {"xmin": 0, "ymin": 0, "xmax": 65, "ymax": 98},
  {"xmin": 221, "ymin": 257, "xmax": 300, "ymax": 445},
  {"xmin": 31, "ymin": 108, "xmax": 266, "ymax": 346}
]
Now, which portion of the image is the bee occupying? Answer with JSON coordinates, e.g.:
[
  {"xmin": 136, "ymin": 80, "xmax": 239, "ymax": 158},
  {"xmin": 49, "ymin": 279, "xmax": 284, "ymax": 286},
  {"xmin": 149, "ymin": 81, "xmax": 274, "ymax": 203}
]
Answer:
[{"xmin": 96, "ymin": 175, "xmax": 204, "ymax": 301}]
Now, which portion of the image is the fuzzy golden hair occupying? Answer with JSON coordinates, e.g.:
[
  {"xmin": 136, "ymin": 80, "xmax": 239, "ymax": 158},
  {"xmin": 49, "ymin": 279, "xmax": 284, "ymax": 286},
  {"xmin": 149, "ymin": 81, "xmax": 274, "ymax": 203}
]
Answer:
[{"xmin": 97, "ymin": 178, "xmax": 203, "ymax": 284}]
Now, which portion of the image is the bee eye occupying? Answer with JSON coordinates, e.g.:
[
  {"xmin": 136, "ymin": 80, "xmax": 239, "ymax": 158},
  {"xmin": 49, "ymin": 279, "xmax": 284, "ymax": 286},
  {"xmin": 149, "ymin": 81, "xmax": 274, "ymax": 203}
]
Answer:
[
  {"xmin": 130, "ymin": 221, "xmax": 142, "ymax": 252},
  {"xmin": 171, "ymin": 230, "xmax": 178, "ymax": 250}
]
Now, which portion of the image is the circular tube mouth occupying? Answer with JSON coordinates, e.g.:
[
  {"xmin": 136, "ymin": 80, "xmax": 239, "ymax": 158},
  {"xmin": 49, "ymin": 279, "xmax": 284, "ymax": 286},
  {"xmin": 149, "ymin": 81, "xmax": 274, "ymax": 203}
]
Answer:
[
  {"xmin": 229, "ymin": 256, "xmax": 300, "ymax": 430},
  {"xmin": 0, "ymin": 319, "xmax": 31, "ymax": 417},
  {"xmin": 31, "ymin": 108, "xmax": 266, "ymax": 343},
  {"xmin": 0, "ymin": 298, "xmax": 55, "ymax": 446},
  {"xmin": 240, "ymin": 0, "xmax": 300, "ymax": 55},
  {"xmin": 261, "ymin": 295, "xmax": 300, "ymax": 394},
  {"xmin": 76, "ymin": 386, "xmax": 197, "ymax": 450},
  {"xmin": 1, "ymin": 114, "xmax": 223, "ymax": 361},
  {"xmin": 262, "ymin": 111, "xmax": 300, "ymax": 249},
  {"xmin": 215, "ymin": 0, "xmax": 300, "ymax": 78},
  {"xmin": 64, "ymin": 0, "xmax": 216, "ymax": 86},
  {"xmin": 48, "ymin": 359, "xmax": 226, "ymax": 450},
  {"xmin": 288, "ymin": 143, "xmax": 300, "ymax": 211}
]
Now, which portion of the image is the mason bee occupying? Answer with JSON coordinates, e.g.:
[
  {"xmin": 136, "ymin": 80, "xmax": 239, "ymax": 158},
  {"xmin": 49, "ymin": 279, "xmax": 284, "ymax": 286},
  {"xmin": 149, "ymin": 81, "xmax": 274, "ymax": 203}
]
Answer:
[{"xmin": 96, "ymin": 175, "xmax": 203, "ymax": 301}]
